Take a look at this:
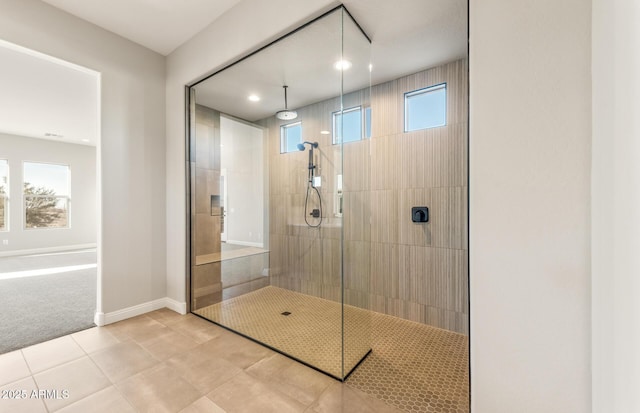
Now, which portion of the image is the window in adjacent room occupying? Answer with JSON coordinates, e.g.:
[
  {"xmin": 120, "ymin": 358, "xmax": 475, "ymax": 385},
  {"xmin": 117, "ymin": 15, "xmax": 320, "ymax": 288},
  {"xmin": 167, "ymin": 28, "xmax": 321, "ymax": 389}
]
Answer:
[
  {"xmin": 333, "ymin": 106, "xmax": 367, "ymax": 144},
  {"xmin": 23, "ymin": 162, "xmax": 70, "ymax": 229},
  {"xmin": 0, "ymin": 160, "xmax": 8, "ymax": 232},
  {"xmin": 404, "ymin": 83, "xmax": 446, "ymax": 132},
  {"xmin": 280, "ymin": 122, "xmax": 302, "ymax": 153}
]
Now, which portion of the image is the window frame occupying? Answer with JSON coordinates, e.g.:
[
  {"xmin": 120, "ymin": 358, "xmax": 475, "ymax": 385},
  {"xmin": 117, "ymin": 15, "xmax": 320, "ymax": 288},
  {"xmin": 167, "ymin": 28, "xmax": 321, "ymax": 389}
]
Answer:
[
  {"xmin": 0, "ymin": 159, "xmax": 8, "ymax": 232},
  {"xmin": 332, "ymin": 105, "xmax": 370, "ymax": 145},
  {"xmin": 280, "ymin": 121, "xmax": 303, "ymax": 153},
  {"xmin": 404, "ymin": 83, "xmax": 447, "ymax": 132},
  {"xmin": 22, "ymin": 161, "xmax": 71, "ymax": 230}
]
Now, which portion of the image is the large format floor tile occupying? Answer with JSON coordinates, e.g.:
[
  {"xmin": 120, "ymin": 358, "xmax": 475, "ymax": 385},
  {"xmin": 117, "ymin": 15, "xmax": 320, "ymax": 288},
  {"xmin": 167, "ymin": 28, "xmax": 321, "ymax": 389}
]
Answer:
[{"xmin": 0, "ymin": 305, "xmax": 469, "ymax": 413}]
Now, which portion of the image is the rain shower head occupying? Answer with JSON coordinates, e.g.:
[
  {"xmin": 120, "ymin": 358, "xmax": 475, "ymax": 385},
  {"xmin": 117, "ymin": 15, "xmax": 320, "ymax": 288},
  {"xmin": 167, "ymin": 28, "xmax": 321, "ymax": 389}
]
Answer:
[{"xmin": 276, "ymin": 85, "xmax": 298, "ymax": 120}]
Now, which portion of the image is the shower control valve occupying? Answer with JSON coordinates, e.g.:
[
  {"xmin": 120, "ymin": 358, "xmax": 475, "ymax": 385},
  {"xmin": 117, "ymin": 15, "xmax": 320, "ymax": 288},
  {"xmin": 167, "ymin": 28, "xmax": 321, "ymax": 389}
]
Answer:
[{"xmin": 411, "ymin": 206, "xmax": 429, "ymax": 223}]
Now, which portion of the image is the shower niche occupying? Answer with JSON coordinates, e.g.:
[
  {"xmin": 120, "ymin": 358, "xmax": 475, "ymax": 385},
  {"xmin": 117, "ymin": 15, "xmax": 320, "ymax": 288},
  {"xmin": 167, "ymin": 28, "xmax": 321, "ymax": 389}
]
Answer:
[{"xmin": 187, "ymin": 5, "xmax": 373, "ymax": 380}]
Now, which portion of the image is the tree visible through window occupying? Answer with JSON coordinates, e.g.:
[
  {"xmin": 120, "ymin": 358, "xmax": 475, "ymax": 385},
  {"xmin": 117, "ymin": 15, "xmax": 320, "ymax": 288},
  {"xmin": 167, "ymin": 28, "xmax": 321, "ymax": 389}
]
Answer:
[
  {"xmin": 0, "ymin": 160, "xmax": 7, "ymax": 231},
  {"xmin": 23, "ymin": 162, "xmax": 70, "ymax": 229}
]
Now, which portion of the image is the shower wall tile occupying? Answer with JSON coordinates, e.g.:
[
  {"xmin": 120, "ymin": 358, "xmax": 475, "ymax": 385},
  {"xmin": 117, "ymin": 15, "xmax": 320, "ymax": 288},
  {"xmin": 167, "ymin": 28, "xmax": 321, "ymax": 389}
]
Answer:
[
  {"xmin": 431, "ymin": 187, "xmax": 467, "ymax": 250},
  {"xmin": 343, "ymin": 240, "xmax": 371, "ymax": 292},
  {"xmin": 194, "ymin": 168, "xmax": 220, "ymax": 215},
  {"xmin": 194, "ymin": 214, "xmax": 221, "ymax": 257},
  {"xmin": 370, "ymin": 190, "xmax": 399, "ymax": 243},
  {"xmin": 343, "ymin": 190, "xmax": 371, "ymax": 243},
  {"xmin": 371, "ymin": 80, "xmax": 399, "ymax": 137},
  {"xmin": 342, "ymin": 140, "xmax": 371, "ymax": 192},
  {"xmin": 369, "ymin": 243, "xmax": 399, "ymax": 298},
  {"xmin": 265, "ymin": 59, "xmax": 468, "ymax": 335}
]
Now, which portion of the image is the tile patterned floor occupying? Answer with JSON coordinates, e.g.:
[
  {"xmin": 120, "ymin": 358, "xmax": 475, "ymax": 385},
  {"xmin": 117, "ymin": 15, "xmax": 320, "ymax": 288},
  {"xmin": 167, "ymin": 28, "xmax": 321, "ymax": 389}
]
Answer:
[
  {"xmin": 194, "ymin": 286, "xmax": 372, "ymax": 379},
  {"xmin": 195, "ymin": 286, "xmax": 469, "ymax": 413},
  {"xmin": 0, "ymin": 305, "xmax": 468, "ymax": 413},
  {"xmin": 347, "ymin": 313, "xmax": 469, "ymax": 413}
]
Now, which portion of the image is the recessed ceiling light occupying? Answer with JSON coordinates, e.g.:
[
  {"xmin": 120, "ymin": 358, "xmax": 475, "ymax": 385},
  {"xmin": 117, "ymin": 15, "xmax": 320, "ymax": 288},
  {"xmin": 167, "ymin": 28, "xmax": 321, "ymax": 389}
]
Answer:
[
  {"xmin": 334, "ymin": 60, "xmax": 352, "ymax": 71},
  {"xmin": 81, "ymin": 139, "xmax": 90, "ymax": 142},
  {"xmin": 248, "ymin": 95, "xmax": 260, "ymax": 102},
  {"xmin": 320, "ymin": 130, "xmax": 330, "ymax": 135}
]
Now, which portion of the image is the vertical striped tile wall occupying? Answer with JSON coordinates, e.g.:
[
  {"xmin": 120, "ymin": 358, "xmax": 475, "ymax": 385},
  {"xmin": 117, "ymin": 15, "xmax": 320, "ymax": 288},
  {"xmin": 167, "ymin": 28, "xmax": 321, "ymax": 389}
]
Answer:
[
  {"xmin": 191, "ymin": 105, "xmax": 223, "ymax": 310},
  {"xmin": 263, "ymin": 59, "xmax": 468, "ymax": 334}
]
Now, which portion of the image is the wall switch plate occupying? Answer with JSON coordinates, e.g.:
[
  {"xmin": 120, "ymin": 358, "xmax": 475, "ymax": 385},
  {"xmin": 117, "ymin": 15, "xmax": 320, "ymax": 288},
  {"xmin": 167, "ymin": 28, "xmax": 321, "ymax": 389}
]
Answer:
[{"xmin": 312, "ymin": 176, "xmax": 322, "ymax": 187}]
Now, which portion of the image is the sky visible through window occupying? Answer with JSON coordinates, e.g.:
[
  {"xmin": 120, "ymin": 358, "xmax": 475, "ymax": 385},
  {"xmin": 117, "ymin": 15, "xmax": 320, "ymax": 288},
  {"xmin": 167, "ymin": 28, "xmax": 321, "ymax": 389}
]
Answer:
[
  {"xmin": 406, "ymin": 84, "xmax": 446, "ymax": 131},
  {"xmin": 23, "ymin": 162, "xmax": 69, "ymax": 195},
  {"xmin": 334, "ymin": 107, "xmax": 362, "ymax": 144},
  {"xmin": 282, "ymin": 123, "xmax": 302, "ymax": 153}
]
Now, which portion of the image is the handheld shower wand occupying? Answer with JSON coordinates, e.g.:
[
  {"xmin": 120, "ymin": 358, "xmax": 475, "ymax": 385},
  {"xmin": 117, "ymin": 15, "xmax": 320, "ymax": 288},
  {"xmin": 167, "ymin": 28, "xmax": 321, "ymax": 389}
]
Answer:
[
  {"xmin": 297, "ymin": 141, "xmax": 322, "ymax": 227},
  {"xmin": 297, "ymin": 141, "xmax": 318, "ymax": 178}
]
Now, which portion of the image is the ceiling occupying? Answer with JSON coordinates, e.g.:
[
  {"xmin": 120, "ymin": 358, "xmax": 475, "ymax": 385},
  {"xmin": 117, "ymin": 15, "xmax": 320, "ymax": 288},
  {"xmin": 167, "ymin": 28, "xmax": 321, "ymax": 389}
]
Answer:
[
  {"xmin": 193, "ymin": 7, "xmax": 373, "ymax": 122},
  {"xmin": 40, "ymin": 0, "xmax": 243, "ymax": 56},
  {"xmin": 0, "ymin": 41, "xmax": 99, "ymax": 146},
  {"xmin": 194, "ymin": 0, "xmax": 467, "ymax": 122},
  {"xmin": 0, "ymin": 0, "xmax": 466, "ymax": 145}
]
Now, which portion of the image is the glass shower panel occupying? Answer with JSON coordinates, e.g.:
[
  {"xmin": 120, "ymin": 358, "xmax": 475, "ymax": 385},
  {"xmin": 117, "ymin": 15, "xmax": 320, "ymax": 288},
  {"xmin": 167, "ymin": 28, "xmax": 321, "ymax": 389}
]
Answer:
[
  {"xmin": 340, "ymin": 8, "xmax": 373, "ymax": 379},
  {"xmin": 188, "ymin": 6, "xmax": 372, "ymax": 380}
]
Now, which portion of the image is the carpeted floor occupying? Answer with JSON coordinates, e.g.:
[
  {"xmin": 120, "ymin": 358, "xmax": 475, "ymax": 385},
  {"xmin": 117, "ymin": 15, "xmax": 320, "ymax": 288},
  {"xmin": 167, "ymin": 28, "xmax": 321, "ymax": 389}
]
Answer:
[{"xmin": 0, "ymin": 250, "xmax": 97, "ymax": 354}]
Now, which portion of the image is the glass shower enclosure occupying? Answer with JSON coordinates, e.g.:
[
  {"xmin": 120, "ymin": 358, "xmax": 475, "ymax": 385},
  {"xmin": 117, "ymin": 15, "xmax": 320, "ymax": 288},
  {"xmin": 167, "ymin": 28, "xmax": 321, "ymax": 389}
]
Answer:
[{"xmin": 186, "ymin": 6, "xmax": 372, "ymax": 380}]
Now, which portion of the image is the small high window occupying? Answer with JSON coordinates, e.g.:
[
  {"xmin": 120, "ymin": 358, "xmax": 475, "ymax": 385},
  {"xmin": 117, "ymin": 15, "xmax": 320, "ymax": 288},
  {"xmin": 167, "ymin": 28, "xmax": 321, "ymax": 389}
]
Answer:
[
  {"xmin": 333, "ymin": 106, "xmax": 371, "ymax": 144},
  {"xmin": 405, "ymin": 83, "xmax": 446, "ymax": 132},
  {"xmin": 365, "ymin": 107, "xmax": 372, "ymax": 139},
  {"xmin": 0, "ymin": 160, "xmax": 8, "ymax": 232},
  {"xmin": 23, "ymin": 162, "xmax": 70, "ymax": 229},
  {"xmin": 334, "ymin": 107, "xmax": 361, "ymax": 144},
  {"xmin": 280, "ymin": 122, "xmax": 302, "ymax": 153}
]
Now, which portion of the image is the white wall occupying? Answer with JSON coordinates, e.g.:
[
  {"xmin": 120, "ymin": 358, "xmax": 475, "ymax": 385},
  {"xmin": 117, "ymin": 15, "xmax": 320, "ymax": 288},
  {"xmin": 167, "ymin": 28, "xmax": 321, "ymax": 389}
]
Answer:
[
  {"xmin": 592, "ymin": 1, "xmax": 640, "ymax": 412},
  {"xmin": 0, "ymin": 0, "xmax": 167, "ymax": 315},
  {"xmin": 220, "ymin": 116, "xmax": 265, "ymax": 247},
  {"xmin": 0, "ymin": 134, "xmax": 96, "ymax": 254},
  {"xmin": 470, "ymin": 1, "xmax": 591, "ymax": 412}
]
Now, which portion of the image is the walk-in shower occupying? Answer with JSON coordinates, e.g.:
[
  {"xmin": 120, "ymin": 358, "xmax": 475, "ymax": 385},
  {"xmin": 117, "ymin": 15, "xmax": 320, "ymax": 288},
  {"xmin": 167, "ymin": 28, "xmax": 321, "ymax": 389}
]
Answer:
[
  {"xmin": 186, "ymin": 2, "xmax": 470, "ymax": 409},
  {"xmin": 187, "ymin": 6, "xmax": 373, "ymax": 380}
]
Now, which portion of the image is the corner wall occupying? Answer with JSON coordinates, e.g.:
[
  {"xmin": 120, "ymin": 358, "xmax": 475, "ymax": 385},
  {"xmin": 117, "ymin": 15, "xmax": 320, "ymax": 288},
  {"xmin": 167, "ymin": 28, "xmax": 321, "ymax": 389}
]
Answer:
[
  {"xmin": 470, "ymin": 0, "xmax": 591, "ymax": 411},
  {"xmin": 592, "ymin": 0, "xmax": 640, "ymax": 411},
  {"xmin": 0, "ymin": 0, "xmax": 167, "ymax": 315}
]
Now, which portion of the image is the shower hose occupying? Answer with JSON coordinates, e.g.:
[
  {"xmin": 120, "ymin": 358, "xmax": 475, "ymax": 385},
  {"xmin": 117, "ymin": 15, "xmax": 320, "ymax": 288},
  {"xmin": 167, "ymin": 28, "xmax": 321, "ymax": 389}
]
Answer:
[{"xmin": 304, "ymin": 175, "xmax": 322, "ymax": 228}]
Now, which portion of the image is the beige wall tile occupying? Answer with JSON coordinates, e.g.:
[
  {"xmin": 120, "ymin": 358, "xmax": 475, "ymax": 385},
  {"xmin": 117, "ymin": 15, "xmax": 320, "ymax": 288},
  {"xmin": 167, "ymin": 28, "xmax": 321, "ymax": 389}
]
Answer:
[{"xmin": 262, "ymin": 59, "xmax": 468, "ymax": 334}]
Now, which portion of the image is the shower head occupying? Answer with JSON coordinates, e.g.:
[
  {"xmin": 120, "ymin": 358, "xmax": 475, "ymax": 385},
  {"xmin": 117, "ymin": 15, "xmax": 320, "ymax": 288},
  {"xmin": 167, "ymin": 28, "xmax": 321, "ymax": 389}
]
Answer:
[
  {"xmin": 297, "ymin": 141, "xmax": 319, "ymax": 151},
  {"xmin": 276, "ymin": 85, "xmax": 298, "ymax": 120}
]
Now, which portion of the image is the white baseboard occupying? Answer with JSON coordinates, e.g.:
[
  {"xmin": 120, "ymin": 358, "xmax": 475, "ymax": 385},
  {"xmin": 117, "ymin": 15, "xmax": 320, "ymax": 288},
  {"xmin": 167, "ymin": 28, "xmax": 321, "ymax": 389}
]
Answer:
[
  {"xmin": 164, "ymin": 297, "xmax": 187, "ymax": 315},
  {"xmin": 94, "ymin": 297, "xmax": 187, "ymax": 326},
  {"xmin": 0, "ymin": 243, "xmax": 97, "ymax": 258}
]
